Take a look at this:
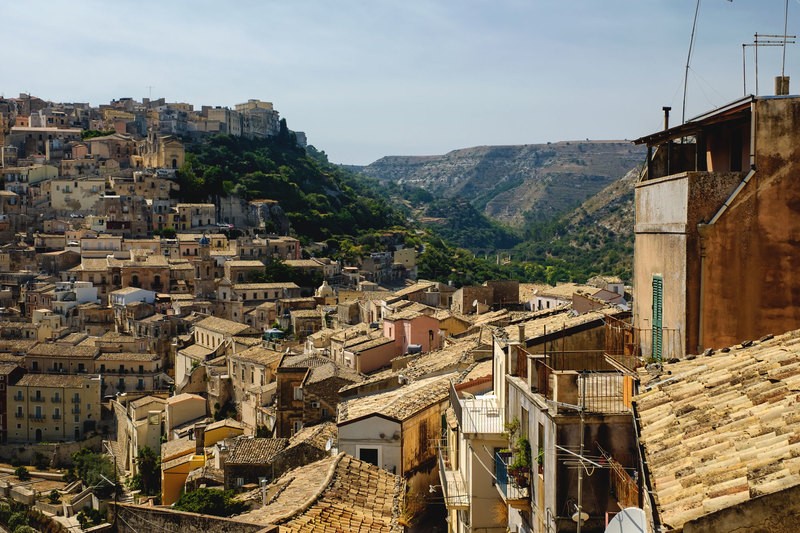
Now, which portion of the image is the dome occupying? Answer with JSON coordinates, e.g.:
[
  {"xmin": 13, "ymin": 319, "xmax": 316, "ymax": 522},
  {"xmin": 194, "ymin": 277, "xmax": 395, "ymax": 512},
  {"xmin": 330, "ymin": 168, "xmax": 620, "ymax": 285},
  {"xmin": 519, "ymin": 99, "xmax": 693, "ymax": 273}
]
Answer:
[{"xmin": 315, "ymin": 280, "xmax": 334, "ymax": 298}]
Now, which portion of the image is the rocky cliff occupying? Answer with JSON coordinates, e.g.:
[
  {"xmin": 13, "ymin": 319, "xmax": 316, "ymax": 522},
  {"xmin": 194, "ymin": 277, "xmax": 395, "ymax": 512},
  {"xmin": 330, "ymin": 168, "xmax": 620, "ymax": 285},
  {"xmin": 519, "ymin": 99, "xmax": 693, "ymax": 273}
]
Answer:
[{"xmin": 357, "ymin": 141, "xmax": 645, "ymax": 227}]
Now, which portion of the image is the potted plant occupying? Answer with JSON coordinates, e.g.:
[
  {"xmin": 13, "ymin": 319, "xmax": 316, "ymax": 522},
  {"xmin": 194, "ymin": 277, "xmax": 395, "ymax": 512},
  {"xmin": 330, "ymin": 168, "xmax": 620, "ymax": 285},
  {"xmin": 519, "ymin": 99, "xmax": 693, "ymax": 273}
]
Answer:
[{"xmin": 508, "ymin": 436, "xmax": 532, "ymax": 488}]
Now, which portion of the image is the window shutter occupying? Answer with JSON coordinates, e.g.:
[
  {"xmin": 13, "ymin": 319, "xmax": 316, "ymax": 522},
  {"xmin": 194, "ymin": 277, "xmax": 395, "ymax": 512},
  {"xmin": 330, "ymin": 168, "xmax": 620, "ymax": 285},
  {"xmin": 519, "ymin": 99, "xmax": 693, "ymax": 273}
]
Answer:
[{"xmin": 652, "ymin": 275, "xmax": 663, "ymax": 361}]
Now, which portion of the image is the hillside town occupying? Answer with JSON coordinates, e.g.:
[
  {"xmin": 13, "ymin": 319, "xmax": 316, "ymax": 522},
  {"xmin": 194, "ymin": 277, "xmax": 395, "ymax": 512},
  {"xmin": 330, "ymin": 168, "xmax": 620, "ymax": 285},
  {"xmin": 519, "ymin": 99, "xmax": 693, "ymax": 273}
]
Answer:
[{"xmin": 0, "ymin": 85, "xmax": 799, "ymax": 533}]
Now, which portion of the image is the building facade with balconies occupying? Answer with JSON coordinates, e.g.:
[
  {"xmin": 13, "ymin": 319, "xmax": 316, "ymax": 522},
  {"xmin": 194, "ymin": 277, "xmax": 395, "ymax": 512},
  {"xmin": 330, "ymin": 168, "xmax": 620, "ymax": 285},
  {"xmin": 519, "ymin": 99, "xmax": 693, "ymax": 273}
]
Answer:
[{"xmin": 7, "ymin": 374, "xmax": 100, "ymax": 443}]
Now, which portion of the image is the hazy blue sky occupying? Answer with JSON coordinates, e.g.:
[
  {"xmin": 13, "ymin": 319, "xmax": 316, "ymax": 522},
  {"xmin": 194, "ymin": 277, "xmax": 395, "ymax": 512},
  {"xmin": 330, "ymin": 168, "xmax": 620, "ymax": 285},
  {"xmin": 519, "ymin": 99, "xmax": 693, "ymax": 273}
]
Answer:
[{"xmin": 2, "ymin": 1, "xmax": 795, "ymax": 164}]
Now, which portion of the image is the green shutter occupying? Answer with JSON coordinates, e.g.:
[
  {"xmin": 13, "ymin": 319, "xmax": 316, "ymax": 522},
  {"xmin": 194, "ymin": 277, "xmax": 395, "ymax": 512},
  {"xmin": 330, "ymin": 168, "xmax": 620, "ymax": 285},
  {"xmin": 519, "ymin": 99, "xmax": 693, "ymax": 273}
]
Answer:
[{"xmin": 652, "ymin": 275, "xmax": 663, "ymax": 362}]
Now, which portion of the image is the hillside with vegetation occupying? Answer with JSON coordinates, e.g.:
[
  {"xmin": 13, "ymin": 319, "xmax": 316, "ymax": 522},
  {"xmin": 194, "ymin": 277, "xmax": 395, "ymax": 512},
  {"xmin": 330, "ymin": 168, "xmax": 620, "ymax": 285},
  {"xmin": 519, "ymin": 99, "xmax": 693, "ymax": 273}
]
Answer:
[
  {"xmin": 175, "ymin": 131, "xmax": 641, "ymax": 285},
  {"xmin": 177, "ymin": 123, "xmax": 405, "ymax": 242}
]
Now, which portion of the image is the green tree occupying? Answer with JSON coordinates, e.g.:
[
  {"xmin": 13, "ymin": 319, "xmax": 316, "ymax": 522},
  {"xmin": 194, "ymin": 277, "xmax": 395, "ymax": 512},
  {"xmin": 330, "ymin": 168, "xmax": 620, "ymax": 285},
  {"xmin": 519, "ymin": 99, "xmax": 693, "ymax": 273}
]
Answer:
[
  {"xmin": 71, "ymin": 448, "xmax": 116, "ymax": 498},
  {"xmin": 133, "ymin": 446, "xmax": 161, "ymax": 496},
  {"xmin": 7, "ymin": 512, "xmax": 27, "ymax": 531},
  {"xmin": 174, "ymin": 488, "xmax": 248, "ymax": 517}
]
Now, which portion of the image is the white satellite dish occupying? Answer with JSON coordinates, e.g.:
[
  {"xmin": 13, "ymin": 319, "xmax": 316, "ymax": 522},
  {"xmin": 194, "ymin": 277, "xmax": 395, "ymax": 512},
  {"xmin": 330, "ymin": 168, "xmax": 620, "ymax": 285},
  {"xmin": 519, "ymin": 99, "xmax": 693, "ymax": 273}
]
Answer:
[
  {"xmin": 325, "ymin": 438, "xmax": 333, "ymax": 452},
  {"xmin": 572, "ymin": 511, "xmax": 589, "ymax": 524},
  {"xmin": 604, "ymin": 507, "xmax": 646, "ymax": 533}
]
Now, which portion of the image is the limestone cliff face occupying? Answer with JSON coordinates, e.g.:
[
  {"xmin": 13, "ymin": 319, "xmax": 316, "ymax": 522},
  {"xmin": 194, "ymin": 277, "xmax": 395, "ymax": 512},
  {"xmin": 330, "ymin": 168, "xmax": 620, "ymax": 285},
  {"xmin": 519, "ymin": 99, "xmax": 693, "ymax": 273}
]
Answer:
[{"xmin": 357, "ymin": 141, "xmax": 645, "ymax": 227}]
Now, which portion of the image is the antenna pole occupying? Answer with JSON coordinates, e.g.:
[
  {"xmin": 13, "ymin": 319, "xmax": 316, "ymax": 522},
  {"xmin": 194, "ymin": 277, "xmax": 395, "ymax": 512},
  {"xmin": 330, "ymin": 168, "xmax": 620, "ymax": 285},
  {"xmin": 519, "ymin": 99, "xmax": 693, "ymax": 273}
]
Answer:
[
  {"xmin": 682, "ymin": 0, "xmax": 702, "ymax": 124},
  {"xmin": 742, "ymin": 44, "xmax": 747, "ymax": 96},
  {"xmin": 755, "ymin": 33, "xmax": 759, "ymax": 95},
  {"xmin": 783, "ymin": 0, "xmax": 790, "ymax": 78}
]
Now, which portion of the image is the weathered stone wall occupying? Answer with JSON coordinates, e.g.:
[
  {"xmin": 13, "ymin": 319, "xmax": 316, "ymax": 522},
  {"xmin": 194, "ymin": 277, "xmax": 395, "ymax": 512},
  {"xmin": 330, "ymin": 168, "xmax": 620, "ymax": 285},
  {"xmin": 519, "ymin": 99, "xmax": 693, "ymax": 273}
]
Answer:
[
  {"xmin": 700, "ymin": 97, "xmax": 800, "ymax": 349},
  {"xmin": 0, "ymin": 435, "xmax": 102, "ymax": 467},
  {"xmin": 114, "ymin": 503, "xmax": 277, "ymax": 533}
]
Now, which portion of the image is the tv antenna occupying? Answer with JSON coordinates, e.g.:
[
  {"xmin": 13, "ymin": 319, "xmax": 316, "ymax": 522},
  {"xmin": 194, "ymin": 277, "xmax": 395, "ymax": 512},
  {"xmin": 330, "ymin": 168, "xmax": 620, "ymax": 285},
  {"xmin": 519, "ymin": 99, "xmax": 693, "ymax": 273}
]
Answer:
[
  {"xmin": 742, "ymin": 32, "xmax": 796, "ymax": 96},
  {"xmin": 682, "ymin": 0, "xmax": 734, "ymax": 124},
  {"xmin": 146, "ymin": 85, "xmax": 155, "ymax": 101}
]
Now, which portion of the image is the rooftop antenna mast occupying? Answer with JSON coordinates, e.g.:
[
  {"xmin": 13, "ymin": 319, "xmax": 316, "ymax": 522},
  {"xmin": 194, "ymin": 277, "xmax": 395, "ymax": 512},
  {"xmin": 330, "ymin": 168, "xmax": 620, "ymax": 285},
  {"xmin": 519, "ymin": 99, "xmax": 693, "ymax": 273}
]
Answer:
[
  {"xmin": 682, "ymin": 0, "xmax": 702, "ymax": 124},
  {"xmin": 742, "ymin": 33, "xmax": 796, "ymax": 96},
  {"xmin": 682, "ymin": 0, "xmax": 734, "ymax": 124}
]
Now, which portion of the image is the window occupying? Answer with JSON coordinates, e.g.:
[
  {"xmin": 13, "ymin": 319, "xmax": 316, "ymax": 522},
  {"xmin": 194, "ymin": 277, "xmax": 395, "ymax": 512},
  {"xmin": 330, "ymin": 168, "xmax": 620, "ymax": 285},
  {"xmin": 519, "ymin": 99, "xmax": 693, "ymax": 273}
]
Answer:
[
  {"xmin": 292, "ymin": 420, "xmax": 303, "ymax": 434},
  {"xmin": 357, "ymin": 446, "xmax": 380, "ymax": 467},
  {"xmin": 293, "ymin": 386, "xmax": 303, "ymax": 400}
]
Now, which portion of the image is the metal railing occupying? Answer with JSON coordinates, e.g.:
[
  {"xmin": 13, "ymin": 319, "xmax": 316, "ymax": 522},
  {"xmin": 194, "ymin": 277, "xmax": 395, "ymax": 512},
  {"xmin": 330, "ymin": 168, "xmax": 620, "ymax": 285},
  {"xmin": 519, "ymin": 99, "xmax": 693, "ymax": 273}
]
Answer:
[
  {"xmin": 578, "ymin": 372, "xmax": 631, "ymax": 414},
  {"xmin": 495, "ymin": 451, "xmax": 530, "ymax": 502},
  {"xmin": 29, "ymin": 396, "xmax": 45, "ymax": 403},
  {"xmin": 438, "ymin": 445, "xmax": 469, "ymax": 509},
  {"xmin": 28, "ymin": 414, "xmax": 45, "ymax": 421}
]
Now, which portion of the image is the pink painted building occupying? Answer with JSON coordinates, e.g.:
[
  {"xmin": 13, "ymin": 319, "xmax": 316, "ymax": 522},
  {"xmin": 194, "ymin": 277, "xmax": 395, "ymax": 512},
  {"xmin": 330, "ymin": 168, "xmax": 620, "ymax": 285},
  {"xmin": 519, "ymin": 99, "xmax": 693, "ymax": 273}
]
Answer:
[{"xmin": 383, "ymin": 311, "xmax": 441, "ymax": 355}]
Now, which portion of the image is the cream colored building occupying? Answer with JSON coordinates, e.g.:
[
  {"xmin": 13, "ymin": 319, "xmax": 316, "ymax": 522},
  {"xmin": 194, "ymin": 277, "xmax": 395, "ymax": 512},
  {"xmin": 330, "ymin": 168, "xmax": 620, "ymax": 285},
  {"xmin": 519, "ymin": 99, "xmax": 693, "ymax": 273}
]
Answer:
[
  {"xmin": 47, "ymin": 177, "xmax": 106, "ymax": 212},
  {"xmin": 175, "ymin": 204, "xmax": 216, "ymax": 230},
  {"xmin": 8, "ymin": 374, "xmax": 101, "ymax": 443}
]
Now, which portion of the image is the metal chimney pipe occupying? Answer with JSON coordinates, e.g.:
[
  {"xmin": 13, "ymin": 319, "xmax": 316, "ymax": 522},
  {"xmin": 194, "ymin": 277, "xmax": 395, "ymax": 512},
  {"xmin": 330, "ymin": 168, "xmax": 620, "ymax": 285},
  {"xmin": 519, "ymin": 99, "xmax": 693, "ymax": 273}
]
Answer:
[{"xmin": 662, "ymin": 107, "xmax": 672, "ymax": 130}]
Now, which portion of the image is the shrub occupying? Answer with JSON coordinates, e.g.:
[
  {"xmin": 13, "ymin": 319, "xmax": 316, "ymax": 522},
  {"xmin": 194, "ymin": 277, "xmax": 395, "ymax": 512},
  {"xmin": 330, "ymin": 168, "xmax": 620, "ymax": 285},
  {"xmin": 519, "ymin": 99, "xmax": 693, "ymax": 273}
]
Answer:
[
  {"xmin": 14, "ymin": 467, "xmax": 30, "ymax": 481},
  {"xmin": 7, "ymin": 511, "xmax": 27, "ymax": 531}
]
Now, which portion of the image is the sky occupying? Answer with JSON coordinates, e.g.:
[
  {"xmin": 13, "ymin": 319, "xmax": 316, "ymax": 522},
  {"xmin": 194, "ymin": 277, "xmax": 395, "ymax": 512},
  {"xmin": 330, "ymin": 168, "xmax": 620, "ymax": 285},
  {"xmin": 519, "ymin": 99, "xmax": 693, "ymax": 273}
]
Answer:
[{"xmin": 2, "ymin": 1, "xmax": 796, "ymax": 164}]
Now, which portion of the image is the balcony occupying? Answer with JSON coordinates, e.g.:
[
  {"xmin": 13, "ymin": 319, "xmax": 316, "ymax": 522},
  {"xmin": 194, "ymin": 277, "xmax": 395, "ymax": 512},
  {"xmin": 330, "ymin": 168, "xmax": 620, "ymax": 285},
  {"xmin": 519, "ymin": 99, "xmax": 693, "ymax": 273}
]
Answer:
[
  {"xmin": 71, "ymin": 397, "xmax": 81, "ymax": 404},
  {"xmin": 13, "ymin": 395, "xmax": 23, "ymax": 402},
  {"xmin": 28, "ymin": 414, "xmax": 46, "ymax": 421},
  {"xmin": 52, "ymin": 414, "xmax": 62, "ymax": 420},
  {"xmin": 437, "ymin": 446, "xmax": 469, "ymax": 510},
  {"xmin": 451, "ymin": 382, "xmax": 504, "ymax": 435},
  {"xmin": 14, "ymin": 412, "xmax": 23, "ymax": 419},
  {"xmin": 51, "ymin": 396, "xmax": 61, "ymax": 403},
  {"xmin": 495, "ymin": 451, "xmax": 531, "ymax": 510},
  {"xmin": 71, "ymin": 407, "xmax": 81, "ymax": 414}
]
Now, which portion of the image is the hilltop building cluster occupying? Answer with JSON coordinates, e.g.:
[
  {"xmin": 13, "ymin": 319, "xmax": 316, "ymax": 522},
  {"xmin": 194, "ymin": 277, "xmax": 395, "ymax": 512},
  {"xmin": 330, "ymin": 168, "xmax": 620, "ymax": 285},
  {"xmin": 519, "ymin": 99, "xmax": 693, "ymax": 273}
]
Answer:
[{"xmin": 3, "ymin": 88, "xmax": 800, "ymax": 533}]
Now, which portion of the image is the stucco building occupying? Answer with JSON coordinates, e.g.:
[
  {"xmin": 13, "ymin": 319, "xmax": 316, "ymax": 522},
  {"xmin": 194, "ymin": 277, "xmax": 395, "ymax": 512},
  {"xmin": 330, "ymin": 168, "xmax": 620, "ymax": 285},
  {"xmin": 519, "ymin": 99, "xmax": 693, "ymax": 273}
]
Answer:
[{"xmin": 634, "ymin": 95, "xmax": 800, "ymax": 360}]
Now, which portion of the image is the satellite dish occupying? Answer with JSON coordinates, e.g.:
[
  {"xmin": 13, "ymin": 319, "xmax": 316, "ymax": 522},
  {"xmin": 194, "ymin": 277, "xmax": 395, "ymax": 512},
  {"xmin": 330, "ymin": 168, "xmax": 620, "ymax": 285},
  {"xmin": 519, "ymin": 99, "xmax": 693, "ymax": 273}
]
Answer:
[
  {"xmin": 604, "ymin": 507, "xmax": 646, "ymax": 533},
  {"xmin": 472, "ymin": 299, "xmax": 479, "ymax": 308},
  {"xmin": 572, "ymin": 511, "xmax": 589, "ymax": 524},
  {"xmin": 325, "ymin": 438, "xmax": 333, "ymax": 452}
]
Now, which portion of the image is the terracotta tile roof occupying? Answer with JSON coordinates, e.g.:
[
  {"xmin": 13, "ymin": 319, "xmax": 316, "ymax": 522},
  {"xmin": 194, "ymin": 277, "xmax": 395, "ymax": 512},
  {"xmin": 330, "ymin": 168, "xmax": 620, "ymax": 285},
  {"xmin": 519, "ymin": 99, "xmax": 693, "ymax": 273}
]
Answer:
[
  {"xmin": 233, "ymin": 282, "xmax": 300, "ymax": 290},
  {"xmin": 240, "ymin": 452, "xmax": 402, "ymax": 531},
  {"xmin": 338, "ymin": 372, "xmax": 455, "ymax": 424},
  {"xmin": 161, "ymin": 436, "xmax": 195, "ymax": 462},
  {"xmin": 196, "ymin": 316, "xmax": 254, "ymax": 336},
  {"xmin": 96, "ymin": 352, "xmax": 160, "ymax": 362},
  {"xmin": 129, "ymin": 395, "xmax": 166, "ymax": 409},
  {"xmin": 338, "ymin": 335, "xmax": 481, "ymax": 395},
  {"xmin": 226, "ymin": 437, "xmax": 289, "ymax": 465},
  {"xmin": 286, "ymin": 422, "xmax": 337, "ymax": 453},
  {"xmin": 634, "ymin": 330, "xmax": 800, "ymax": 530},
  {"xmin": 27, "ymin": 343, "xmax": 97, "ymax": 358},
  {"xmin": 14, "ymin": 374, "xmax": 94, "ymax": 388},
  {"xmin": 233, "ymin": 345, "xmax": 282, "ymax": 366},
  {"xmin": 504, "ymin": 307, "xmax": 621, "ymax": 344},
  {"xmin": 392, "ymin": 281, "xmax": 436, "ymax": 297}
]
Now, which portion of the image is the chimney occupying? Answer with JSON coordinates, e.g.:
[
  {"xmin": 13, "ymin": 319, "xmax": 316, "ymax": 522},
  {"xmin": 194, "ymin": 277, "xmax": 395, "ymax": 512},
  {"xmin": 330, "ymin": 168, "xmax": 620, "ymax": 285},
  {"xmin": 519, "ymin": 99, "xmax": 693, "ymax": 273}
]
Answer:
[
  {"xmin": 662, "ymin": 106, "xmax": 672, "ymax": 130},
  {"xmin": 194, "ymin": 423, "xmax": 206, "ymax": 456},
  {"xmin": 518, "ymin": 324, "xmax": 525, "ymax": 343},
  {"xmin": 775, "ymin": 76, "xmax": 790, "ymax": 96}
]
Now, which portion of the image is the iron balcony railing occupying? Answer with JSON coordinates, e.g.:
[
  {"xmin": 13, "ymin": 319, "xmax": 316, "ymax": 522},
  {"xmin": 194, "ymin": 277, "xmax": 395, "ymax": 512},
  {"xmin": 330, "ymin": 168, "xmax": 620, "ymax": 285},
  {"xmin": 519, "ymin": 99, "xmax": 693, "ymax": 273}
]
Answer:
[
  {"xmin": 577, "ymin": 372, "xmax": 631, "ymax": 414},
  {"xmin": 495, "ymin": 451, "xmax": 530, "ymax": 502},
  {"xmin": 437, "ymin": 445, "xmax": 469, "ymax": 510},
  {"xmin": 450, "ymin": 382, "xmax": 504, "ymax": 435}
]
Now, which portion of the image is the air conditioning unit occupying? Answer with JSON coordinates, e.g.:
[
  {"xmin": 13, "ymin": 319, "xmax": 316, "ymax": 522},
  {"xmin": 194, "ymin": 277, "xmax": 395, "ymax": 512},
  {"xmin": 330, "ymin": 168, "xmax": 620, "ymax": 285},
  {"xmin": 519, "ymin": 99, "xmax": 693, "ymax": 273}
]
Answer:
[{"xmin": 310, "ymin": 401, "xmax": 320, "ymax": 409}]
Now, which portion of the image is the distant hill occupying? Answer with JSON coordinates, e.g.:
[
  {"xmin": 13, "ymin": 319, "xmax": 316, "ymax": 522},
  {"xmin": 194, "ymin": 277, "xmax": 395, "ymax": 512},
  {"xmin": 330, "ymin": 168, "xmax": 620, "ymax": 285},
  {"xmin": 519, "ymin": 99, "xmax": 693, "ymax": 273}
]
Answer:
[{"xmin": 356, "ymin": 141, "xmax": 645, "ymax": 227}]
